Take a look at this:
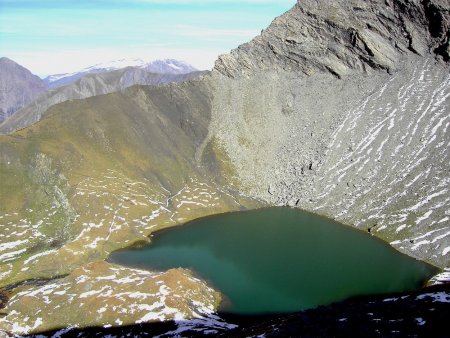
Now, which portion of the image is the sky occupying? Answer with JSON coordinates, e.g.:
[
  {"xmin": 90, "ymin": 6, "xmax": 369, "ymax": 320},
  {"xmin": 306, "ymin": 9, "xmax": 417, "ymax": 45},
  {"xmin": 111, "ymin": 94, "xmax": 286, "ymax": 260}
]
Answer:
[{"xmin": 0, "ymin": 0, "xmax": 296, "ymax": 76}]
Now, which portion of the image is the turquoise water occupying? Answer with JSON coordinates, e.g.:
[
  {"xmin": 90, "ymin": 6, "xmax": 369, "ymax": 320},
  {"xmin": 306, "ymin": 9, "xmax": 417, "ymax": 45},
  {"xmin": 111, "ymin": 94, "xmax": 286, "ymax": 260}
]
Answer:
[{"xmin": 109, "ymin": 207, "xmax": 437, "ymax": 314}]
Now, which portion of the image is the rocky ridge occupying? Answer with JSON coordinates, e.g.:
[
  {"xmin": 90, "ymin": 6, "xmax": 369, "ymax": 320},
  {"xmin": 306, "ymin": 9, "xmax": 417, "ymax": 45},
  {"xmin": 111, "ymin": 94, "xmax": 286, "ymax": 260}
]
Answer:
[
  {"xmin": 0, "ymin": 68, "xmax": 206, "ymax": 134},
  {"xmin": 23, "ymin": 283, "xmax": 449, "ymax": 338},
  {"xmin": 215, "ymin": 0, "xmax": 449, "ymax": 77}
]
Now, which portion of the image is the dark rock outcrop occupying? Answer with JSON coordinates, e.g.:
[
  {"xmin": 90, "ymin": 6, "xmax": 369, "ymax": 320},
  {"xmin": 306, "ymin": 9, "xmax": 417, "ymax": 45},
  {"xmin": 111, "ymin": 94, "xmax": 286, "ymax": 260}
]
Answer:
[{"xmin": 215, "ymin": 0, "xmax": 449, "ymax": 78}]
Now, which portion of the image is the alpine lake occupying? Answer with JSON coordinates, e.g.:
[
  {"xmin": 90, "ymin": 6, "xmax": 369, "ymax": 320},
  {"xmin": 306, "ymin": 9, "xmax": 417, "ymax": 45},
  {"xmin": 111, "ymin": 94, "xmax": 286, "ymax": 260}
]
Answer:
[{"xmin": 109, "ymin": 207, "xmax": 438, "ymax": 315}]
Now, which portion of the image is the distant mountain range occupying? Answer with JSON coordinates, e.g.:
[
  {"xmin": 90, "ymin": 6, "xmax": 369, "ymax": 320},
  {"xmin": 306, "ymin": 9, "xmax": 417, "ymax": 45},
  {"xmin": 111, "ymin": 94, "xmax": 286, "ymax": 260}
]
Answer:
[
  {"xmin": 0, "ymin": 57, "xmax": 47, "ymax": 122},
  {"xmin": 43, "ymin": 59, "xmax": 198, "ymax": 89},
  {"xmin": 0, "ymin": 67, "xmax": 206, "ymax": 134},
  {"xmin": 0, "ymin": 57, "xmax": 201, "ymax": 126}
]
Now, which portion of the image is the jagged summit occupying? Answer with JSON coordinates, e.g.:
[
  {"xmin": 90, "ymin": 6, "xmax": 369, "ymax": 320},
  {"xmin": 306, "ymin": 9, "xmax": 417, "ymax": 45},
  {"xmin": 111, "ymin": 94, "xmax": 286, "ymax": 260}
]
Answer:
[{"xmin": 215, "ymin": 0, "xmax": 449, "ymax": 78}]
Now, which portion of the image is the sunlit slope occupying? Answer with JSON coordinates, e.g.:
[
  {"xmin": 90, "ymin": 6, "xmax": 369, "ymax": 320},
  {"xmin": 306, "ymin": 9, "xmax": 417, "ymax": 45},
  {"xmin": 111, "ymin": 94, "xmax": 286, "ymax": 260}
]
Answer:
[{"xmin": 0, "ymin": 78, "xmax": 260, "ymax": 287}]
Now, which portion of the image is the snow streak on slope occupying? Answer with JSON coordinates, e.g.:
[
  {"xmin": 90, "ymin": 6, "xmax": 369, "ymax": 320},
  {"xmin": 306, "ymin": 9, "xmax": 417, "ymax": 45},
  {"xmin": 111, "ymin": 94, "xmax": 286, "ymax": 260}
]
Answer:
[
  {"xmin": 312, "ymin": 59, "xmax": 450, "ymax": 266},
  {"xmin": 0, "ymin": 262, "xmax": 223, "ymax": 335}
]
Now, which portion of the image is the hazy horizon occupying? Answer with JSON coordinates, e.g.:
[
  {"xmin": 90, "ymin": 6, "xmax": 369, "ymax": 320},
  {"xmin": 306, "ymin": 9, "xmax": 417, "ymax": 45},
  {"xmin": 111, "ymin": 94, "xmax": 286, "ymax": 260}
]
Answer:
[{"xmin": 0, "ymin": 0, "xmax": 296, "ymax": 76}]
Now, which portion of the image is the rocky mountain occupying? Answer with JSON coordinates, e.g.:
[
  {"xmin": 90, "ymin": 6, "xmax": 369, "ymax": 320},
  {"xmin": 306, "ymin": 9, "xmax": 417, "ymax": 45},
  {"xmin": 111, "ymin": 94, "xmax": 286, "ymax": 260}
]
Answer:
[
  {"xmin": 209, "ymin": 0, "xmax": 450, "ymax": 268},
  {"xmin": 44, "ymin": 59, "xmax": 198, "ymax": 89},
  {"xmin": 215, "ymin": 0, "xmax": 449, "ymax": 77},
  {"xmin": 0, "ymin": 67, "xmax": 206, "ymax": 134},
  {"xmin": 0, "ymin": 0, "xmax": 448, "ymax": 336},
  {"xmin": 0, "ymin": 57, "xmax": 47, "ymax": 122}
]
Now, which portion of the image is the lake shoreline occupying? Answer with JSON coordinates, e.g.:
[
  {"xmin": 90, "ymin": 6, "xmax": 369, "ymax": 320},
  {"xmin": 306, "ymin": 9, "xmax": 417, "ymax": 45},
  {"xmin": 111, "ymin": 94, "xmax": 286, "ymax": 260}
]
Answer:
[{"xmin": 109, "ymin": 207, "xmax": 439, "ymax": 315}]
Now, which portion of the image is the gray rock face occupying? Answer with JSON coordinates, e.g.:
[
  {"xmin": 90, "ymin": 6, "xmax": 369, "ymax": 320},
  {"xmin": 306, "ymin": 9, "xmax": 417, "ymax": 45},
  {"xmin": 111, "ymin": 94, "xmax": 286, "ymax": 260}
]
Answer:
[
  {"xmin": 215, "ymin": 0, "xmax": 449, "ymax": 78},
  {"xmin": 0, "ymin": 57, "xmax": 47, "ymax": 122},
  {"xmin": 0, "ymin": 67, "xmax": 206, "ymax": 134},
  {"xmin": 205, "ymin": 0, "xmax": 450, "ymax": 267}
]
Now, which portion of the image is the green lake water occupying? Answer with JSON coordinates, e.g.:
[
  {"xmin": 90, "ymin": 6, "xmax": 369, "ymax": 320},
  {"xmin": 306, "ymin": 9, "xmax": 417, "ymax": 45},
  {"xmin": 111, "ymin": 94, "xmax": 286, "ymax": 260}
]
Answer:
[{"xmin": 109, "ymin": 207, "xmax": 438, "ymax": 315}]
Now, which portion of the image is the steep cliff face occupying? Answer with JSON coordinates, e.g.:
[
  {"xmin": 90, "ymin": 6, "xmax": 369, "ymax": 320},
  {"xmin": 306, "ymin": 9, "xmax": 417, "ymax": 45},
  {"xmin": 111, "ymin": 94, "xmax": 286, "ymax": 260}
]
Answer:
[
  {"xmin": 0, "ymin": 58, "xmax": 47, "ymax": 122},
  {"xmin": 206, "ymin": 0, "xmax": 450, "ymax": 267},
  {"xmin": 215, "ymin": 0, "xmax": 449, "ymax": 77}
]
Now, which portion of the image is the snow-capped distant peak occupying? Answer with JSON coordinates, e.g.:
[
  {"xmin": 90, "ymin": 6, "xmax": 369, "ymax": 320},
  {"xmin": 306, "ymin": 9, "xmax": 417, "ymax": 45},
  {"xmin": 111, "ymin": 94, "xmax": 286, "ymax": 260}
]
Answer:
[
  {"xmin": 45, "ymin": 73, "xmax": 72, "ymax": 82},
  {"xmin": 80, "ymin": 58, "xmax": 197, "ymax": 74},
  {"xmin": 44, "ymin": 58, "xmax": 198, "ymax": 89},
  {"xmin": 143, "ymin": 59, "xmax": 198, "ymax": 75},
  {"xmin": 82, "ymin": 58, "xmax": 147, "ymax": 72}
]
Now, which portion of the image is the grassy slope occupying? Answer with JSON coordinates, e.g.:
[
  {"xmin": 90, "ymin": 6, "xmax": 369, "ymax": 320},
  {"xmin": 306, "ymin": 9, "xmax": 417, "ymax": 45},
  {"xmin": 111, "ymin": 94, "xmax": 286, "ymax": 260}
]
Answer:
[{"xmin": 0, "ymin": 78, "xmax": 261, "ymax": 288}]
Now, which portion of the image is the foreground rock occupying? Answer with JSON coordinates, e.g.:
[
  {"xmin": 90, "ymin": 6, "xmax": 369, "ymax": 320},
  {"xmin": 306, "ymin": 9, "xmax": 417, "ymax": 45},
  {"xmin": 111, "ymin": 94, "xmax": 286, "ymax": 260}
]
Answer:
[
  {"xmin": 0, "ymin": 262, "xmax": 222, "ymax": 335},
  {"xmin": 227, "ymin": 285, "xmax": 450, "ymax": 338}
]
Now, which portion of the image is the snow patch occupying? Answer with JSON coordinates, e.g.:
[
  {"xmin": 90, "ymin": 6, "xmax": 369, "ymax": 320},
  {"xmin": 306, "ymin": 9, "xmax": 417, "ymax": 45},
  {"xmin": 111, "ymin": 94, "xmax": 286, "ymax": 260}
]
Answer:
[
  {"xmin": 416, "ymin": 317, "xmax": 426, "ymax": 326},
  {"xmin": 416, "ymin": 292, "xmax": 450, "ymax": 303}
]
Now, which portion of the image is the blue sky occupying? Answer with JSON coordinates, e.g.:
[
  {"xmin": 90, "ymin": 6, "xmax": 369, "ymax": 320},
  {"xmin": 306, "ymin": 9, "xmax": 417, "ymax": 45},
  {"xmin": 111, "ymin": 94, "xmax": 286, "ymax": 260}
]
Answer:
[{"xmin": 0, "ymin": 0, "xmax": 296, "ymax": 76}]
